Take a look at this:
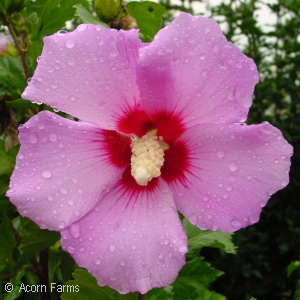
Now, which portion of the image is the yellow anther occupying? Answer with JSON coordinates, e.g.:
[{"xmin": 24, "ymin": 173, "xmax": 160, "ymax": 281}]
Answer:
[{"xmin": 130, "ymin": 133, "xmax": 165, "ymax": 186}]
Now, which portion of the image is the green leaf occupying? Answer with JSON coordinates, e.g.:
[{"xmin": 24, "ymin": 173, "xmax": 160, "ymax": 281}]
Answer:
[
  {"xmin": 184, "ymin": 219, "xmax": 237, "ymax": 259},
  {"xmin": 18, "ymin": 219, "xmax": 60, "ymax": 264},
  {"xmin": 126, "ymin": 1, "xmax": 165, "ymax": 41},
  {"xmin": 0, "ymin": 221, "xmax": 17, "ymax": 266},
  {"xmin": 6, "ymin": 98, "xmax": 36, "ymax": 110},
  {"xmin": 287, "ymin": 261, "xmax": 300, "ymax": 277},
  {"xmin": 27, "ymin": 0, "xmax": 89, "ymax": 38},
  {"xmin": 145, "ymin": 287, "xmax": 173, "ymax": 299},
  {"xmin": 172, "ymin": 257, "xmax": 224, "ymax": 300},
  {"xmin": 0, "ymin": 140, "xmax": 18, "ymax": 177},
  {"xmin": 3, "ymin": 270, "xmax": 25, "ymax": 300},
  {"xmin": 293, "ymin": 280, "xmax": 300, "ymax": 300},
  {"xmin": 61, "ymin": 269, "xmax": 138, "ymax": 300},
  {"xmin": 0, "ymin": 56, "xmax": 26, "ymax": 97},
  {"xmin": 73, "ymin": 4, "xmax": 109, "ymax": 27}
]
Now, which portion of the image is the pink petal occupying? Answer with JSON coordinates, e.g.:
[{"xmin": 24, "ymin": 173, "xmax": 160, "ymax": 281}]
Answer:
[
  {"xmin": 165, "ymin": 122, "xmax": 292, "ymax": 232},
  {"xmin": 137, "ymin": 13, "xmax": 259, "ymax": 127},
  {"xmin": 7, "ymin": 111, "xmax": 129, "ymax": 231},
  {"xmin": 22, "ymin": 25, "xmax": 142, "ymax": 131},
  {"xmin": 60, "ymin": 177, "xmax": 187, "ymax": 294}
]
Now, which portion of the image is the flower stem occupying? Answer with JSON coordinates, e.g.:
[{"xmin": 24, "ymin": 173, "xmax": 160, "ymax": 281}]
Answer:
[
  {"xmin": 6, "ymin": 19, "xmax": 30, "ymax": 80},
  {"xmin": 138, "ymin": 292, "xmax": 145, "ymax": 300}
]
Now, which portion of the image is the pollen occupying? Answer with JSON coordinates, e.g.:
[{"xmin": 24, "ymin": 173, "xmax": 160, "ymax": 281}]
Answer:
[{"xmin": 130, "ymin": 132, "xmax": 165, "ymax": 186}]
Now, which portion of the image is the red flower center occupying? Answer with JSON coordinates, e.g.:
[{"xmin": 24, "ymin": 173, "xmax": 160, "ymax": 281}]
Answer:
[{"xmin": 103, "ymin": 107, "xmax": 189, "ymax": 190}]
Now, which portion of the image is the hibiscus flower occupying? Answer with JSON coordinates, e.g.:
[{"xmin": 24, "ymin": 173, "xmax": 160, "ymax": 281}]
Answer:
[{"xmin": 7, "ymin": 13, "xmax": 292, "ymax": 294}]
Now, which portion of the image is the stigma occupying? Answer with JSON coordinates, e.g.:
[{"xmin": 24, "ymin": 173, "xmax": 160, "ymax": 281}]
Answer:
[{"xmin": 130, "ymin": 132, "xmax": 165, "ymax": 186}]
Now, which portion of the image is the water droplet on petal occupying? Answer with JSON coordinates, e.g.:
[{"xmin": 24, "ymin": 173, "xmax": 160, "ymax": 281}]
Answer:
[
  {"xmin": 58, "ymin": 221, "xmax": 65, "ymax": 229},
  {"xmin": 60, "ymin": 187, "xmax": 68, "ymax": 195},
  {"xmin": 77, "ymin": 24, "xmax": 87, "ymax": 31},
  {"xmin": 230, "ymin": 219, "xmax": 242, "ymax": 229},
  {"xmin": 109, "ymin": 244, "xmax": 116, "ymax": 252},
  {"xmin": 218, "ymin": 60, "xmax": 228, "ymax": 69},
  {"xmin": 65, "ymin": 39, "xmax": 75, "ymax": 48},
  {"xmin": 120, "ymin": 260, "xmax": 126, "ymax": 266},
  {"xmin": 79, "ymin": 247, "xmax": 85, "ymax": 253},
  {"xmin": 95, "ymin": 258, "xmax": 101, "ymax": 265},
  {"xmin": 38, "ymin": 123, "xmax": 45, "ymax": 129},
  {"xmin": 281, "ymin": 180, "xmax": 287, "ymax": 187},
  {"xmin": 229, "ymin": 162, "xmax": 238, "ymax": 172},
  {"xmin": 178, "ymin": 246, "xmax": 187, "ymax": 253},
  {"xmin": 49, "ymin": 134, "xmax": 57, "ymax": 142},
  {"xmin": 68, "ymin": 200, "xmax": 74, "ymax": 206},
  {"xmin": 189, "ymin": 213, "xmax": 198, "ymax": 225},
  {"xmin": 70, "ymin": 96, "xmax": 76, "ymax": 101},
  {"xmin": 42, "ymin": 170, "xmax": 52, "ymax": 179},
  {"xmin": 202, "ymin": 69, "xmax": 209, "ymax": 77},
  {"xmin": 236, "ymin": 62, "xmax": 243, "ymax": 69},
  {"xmin": 58, "ymin": 142, "xmax": 64, "ymax": 148},
  {"xmin": 131, "ymin": 244, "xmax": 136, "ymax": 250},
  {"xmin": 57, "ymin": 30, "xmax": 68, "ymax": 36},
  {"xmin": 213, "ymin": 43, "xmax": 220, "ymax": 52},
  {"xmin": 67, "ymin": 246, "xmax": 75, "ymax": 254},
  {"xmin": 217, "ymin": 151, "xmax": 225, "ymax": 158},
  {"xmin": 47, "ymin": 195, "xmax": 53, "ymax": 201},
  {"xmin": 200, "ymin": 52, "xmax": 206, "ymax": 60},
  {"xmin": 29, "ymin": 133, "xmax": 38, "ymax": 144},
  {"xmin": 69, "ymin": 223, "xmax": 80, "ymax": 238},
  {"xmin": 226, "ymin": 185, "xmax": 233, "ymax": 192},
  {"xmin": 259, "ymin": 201, "xmax": 266, "ymax": 207}
]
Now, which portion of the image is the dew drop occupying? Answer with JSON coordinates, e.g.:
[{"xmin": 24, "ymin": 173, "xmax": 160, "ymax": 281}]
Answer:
[
  {"xmin": 58, "ymin": 142, "xmax": 64, "ymax": 148},
  {"xmin": 68, "ymin": 200, "xmax": 74, "ymax": 206},
  {"xmin": 241, "ymin": 95, "xmax": 252, "ymax": 108},
  {"xmin": 29, "ymin": 133, "xmax": 38, "ymax": 144},
  {"xmin": 259, "ymin": 201, "xmax": 266, "ymax": 208},
  {"xmin": 57, "ymin": 30, "xmax": 68, "ymax": 36},
  {"xmin": 229, "ymin": 162, "xmax": 238, "ymax": 172},
  {"xmin": 202, "ymin": 69, "xmax": 209, "ymax": 77},
  {"xmin": 189, "ymin": 213, "xmax": 198, "ymax": 225},
  {"xmin": 236, "ymin": 62, "xmax": 243, "ymax": 69},
  {"xmin": 230, "ymin": 219, "xmax": 242, "ymax": 229},
  {"xmin": 179, "ymin": 245, "xmax": 187, "ymax": 253},
  {"xmin": 70, "ymin": 96, "xmax": 76, "ymax": 101},
  {"xmin": 95, "ymin": 258, "xmax": 101, "ymax": 265},
  {"xmin": 109, "ymin": 244, "xmax": 116, "ymax": 252},
  {"xmin": 67, "ymin": 246, "xmax": 75, "ymax": 254},
  {"xmin": 213, "ymin": 43, "xmax": 220, "ymax": 52},
  {"xmin": 50, "ymin": 84, "xmax": 58, "ymax": 89},
  {"xmin": 217, "ymin": 151, "xmax": 225, "ymax": 158},
  {"xmin": 42, "ymin": 170, "xmax": 52, "ymax": 179},
  {"xmin": 38, "ymin": 123, "xmax": 45, "ymax": 129},
  {"xmin": 79, "ymin": 247, "xmax": 85, "ymax": 253},
  {"xmin": 48, "ymin": 134, "xmax": 57, "ymax": 142},
  {"xmin": 199, "ymin": 52, "xmax": 206, "ymax": 60},
  {"xmin": 58, "ymin": 221, "xmax": 65, "ymax": 229},
  {"xmin": 65, "ymin": 39, "xmax": 75, "ymax": 48},
  {"xmin": 72, "ymin": 178, "xmax": 77, "ymax": 183},
  {"xmin": 131, "ymin": 244, "xmax": 137, "ymax": 250},
  {"xmin": 69, "ymin": 223, "xmax": 81, "ymax": 238},
  {"xmin": 60, "ymin": 187, "xmax": 68, "ymax": 195},
  {"xmin": 226, "ymin": 185, "xmax": 233, "ymax": 192},
  {"xmin": 47, "ymin": 195, "xmax": 53, "ymax": 201},
  {"xmin": 218, "ymin": 60, "xmax": 228, "ymax": 69},
  {"xmin": 77, "ymin": 24, "xmax": 87, "ymax": 32},
  {"xmin": 120, "ymin": 260, "xmax": 126, "ymax": 266}
]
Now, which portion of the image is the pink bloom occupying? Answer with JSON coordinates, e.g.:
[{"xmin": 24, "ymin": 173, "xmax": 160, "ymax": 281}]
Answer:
[
  {"xmin": 7, "ymin": 13, "xmax": 292, "ymax": 294},
  {"xmin": 0, "ymin": 32, "xmax": 10, "ymax": 53}
]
